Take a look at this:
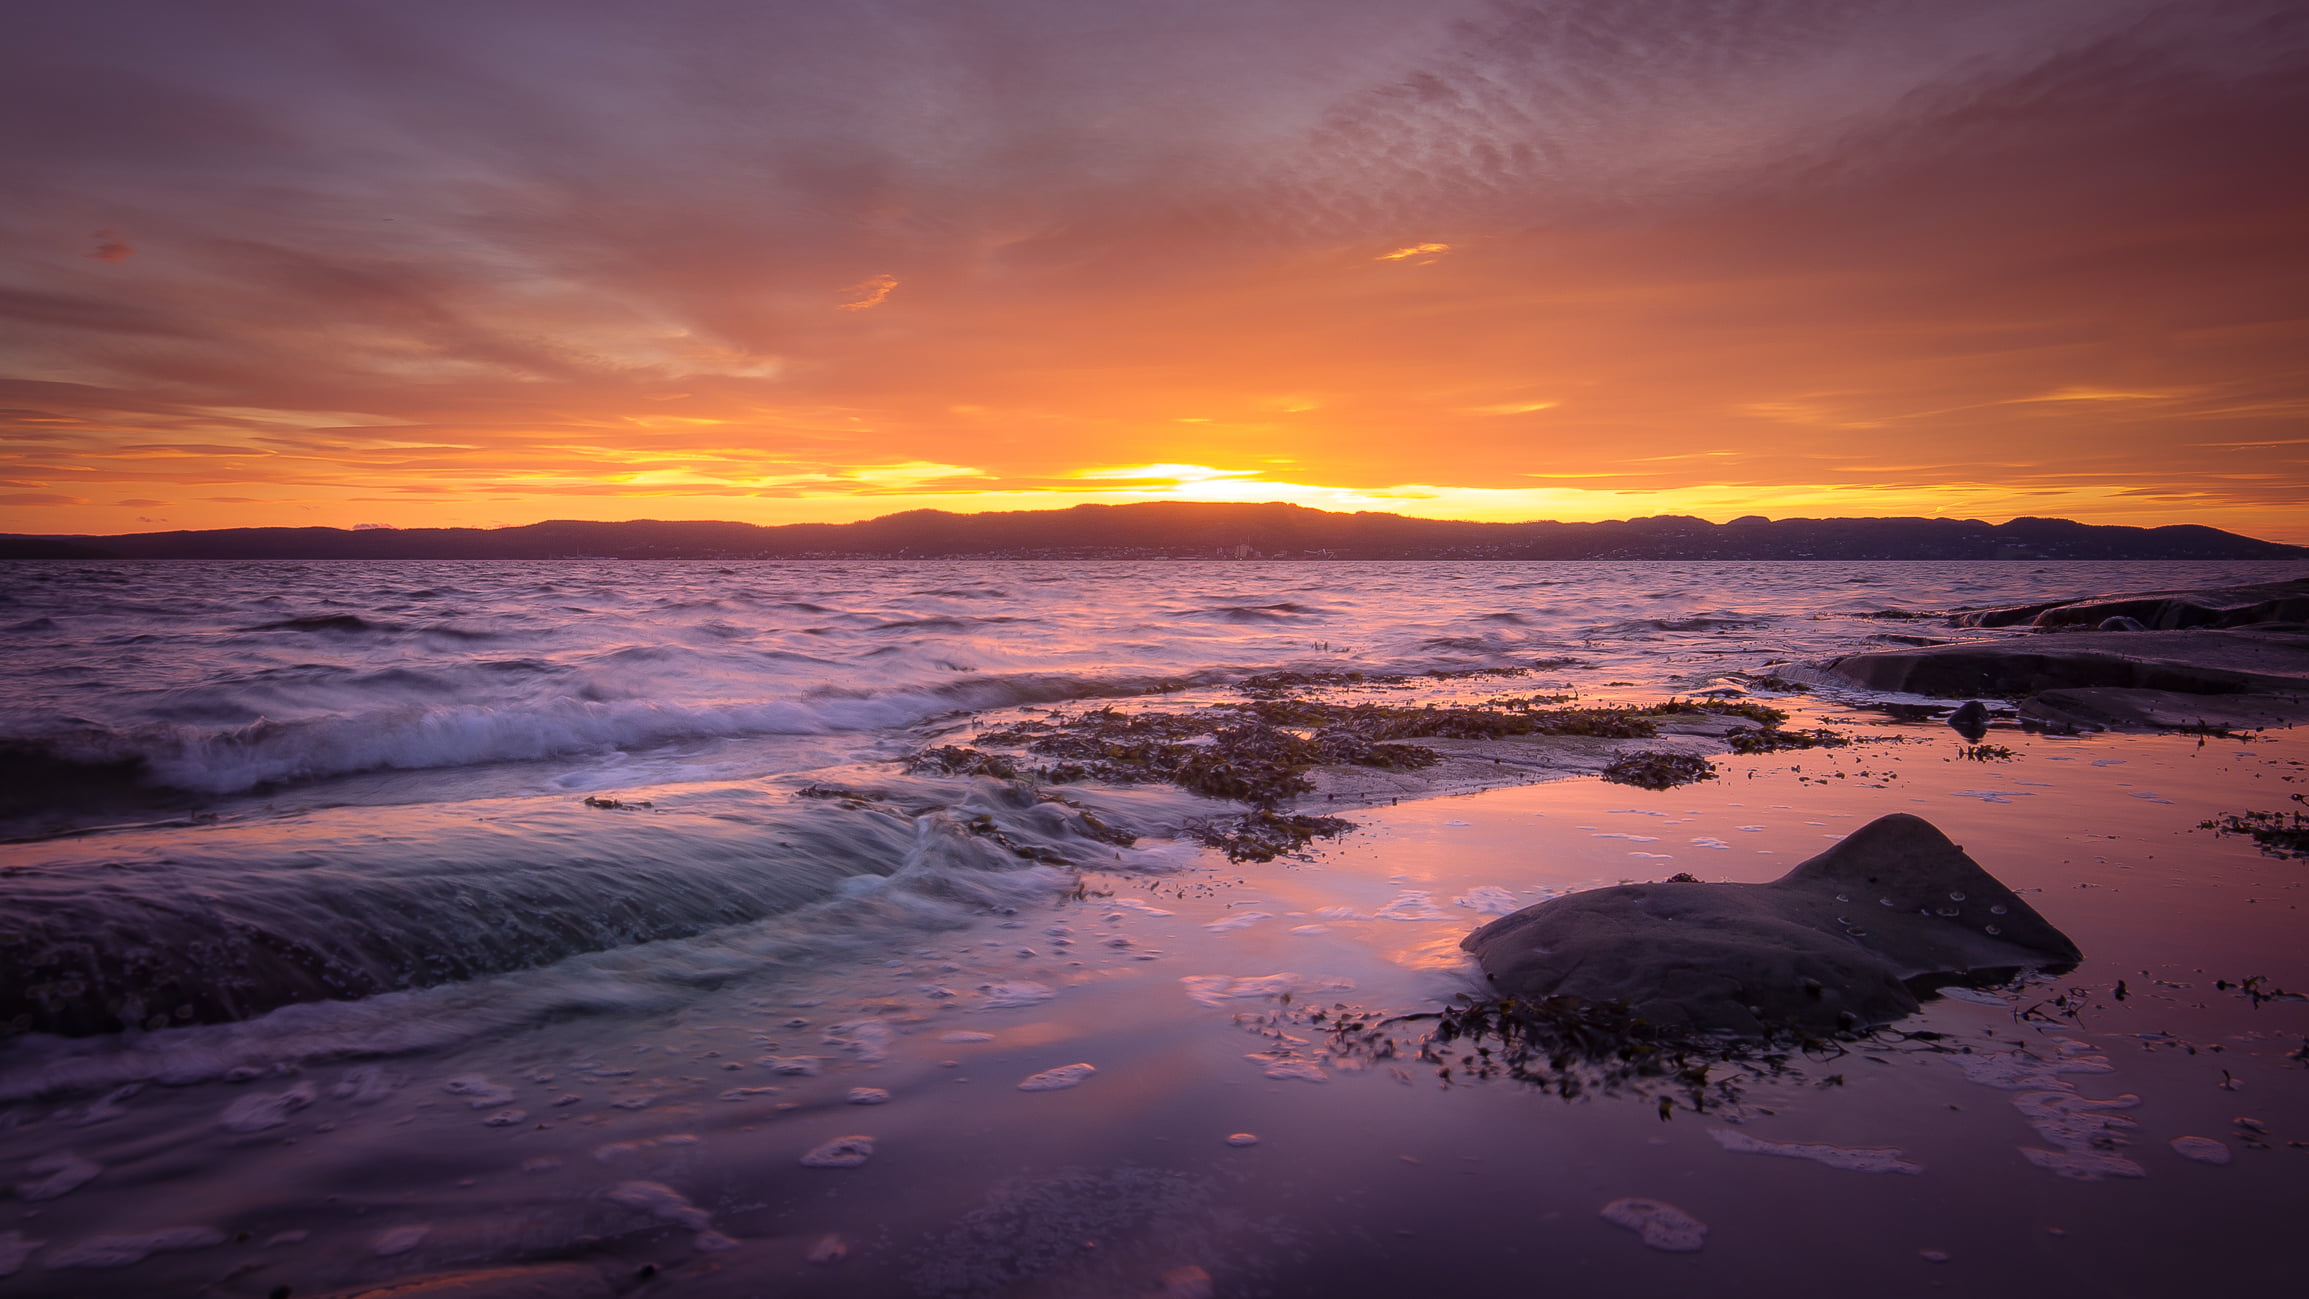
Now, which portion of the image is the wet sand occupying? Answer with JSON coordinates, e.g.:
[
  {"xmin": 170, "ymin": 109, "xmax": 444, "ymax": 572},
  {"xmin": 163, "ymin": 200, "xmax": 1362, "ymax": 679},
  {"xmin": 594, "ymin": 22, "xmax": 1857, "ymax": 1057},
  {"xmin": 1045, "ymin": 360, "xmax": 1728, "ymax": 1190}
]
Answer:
[{"xmin": 4, "ymin": 700, "xmax": 2304, "ymax": 1298}]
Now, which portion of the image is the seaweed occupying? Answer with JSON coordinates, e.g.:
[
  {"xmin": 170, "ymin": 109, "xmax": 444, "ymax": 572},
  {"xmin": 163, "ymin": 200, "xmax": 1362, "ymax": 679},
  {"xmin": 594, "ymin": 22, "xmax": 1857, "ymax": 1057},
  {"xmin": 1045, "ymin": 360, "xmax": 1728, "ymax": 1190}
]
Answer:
[
  {"xmin": 1307, "ymin": 993, "xmax": 1861, "ymax": 1112},
  {"xmin": 1726, "ymin": 727, "xmax": 1850, "ymax": 754},
  {"xmin": 1187, "ymin": 809, "xmax": 1356, "ymax": 862},
  {"xmin": 1956, "ymin": 743, "xmax": 2017, "ymax": 762},
  {"xmin": 2197, "ymin": 799, "xmax": 2309, "ymax": 859},
  {"xmin": 1601, "ymin": 752, "xmax": 1718, "ymax": 790},
  {"xmin": 905, "ymin": 746, "xmax": 1022, "ymax": 780}
]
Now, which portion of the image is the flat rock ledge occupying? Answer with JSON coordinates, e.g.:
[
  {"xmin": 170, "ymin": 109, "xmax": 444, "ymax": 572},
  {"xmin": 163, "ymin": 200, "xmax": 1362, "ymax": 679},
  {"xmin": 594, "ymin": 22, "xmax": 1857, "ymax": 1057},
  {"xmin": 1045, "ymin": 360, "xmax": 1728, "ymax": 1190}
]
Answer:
[
  {"xmin": 1816, "ymin": 624, "xmax": 2309, "ymax": 731},
  {"xmin": 1461, "ymin": 813, "xmax": 2079, "ymax": 1036}
]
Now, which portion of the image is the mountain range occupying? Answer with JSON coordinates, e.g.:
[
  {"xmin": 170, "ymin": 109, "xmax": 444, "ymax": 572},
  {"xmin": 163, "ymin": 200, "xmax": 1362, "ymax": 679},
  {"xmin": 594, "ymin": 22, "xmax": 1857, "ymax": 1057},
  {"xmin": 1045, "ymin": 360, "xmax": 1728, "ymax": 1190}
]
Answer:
[{"xmin": 4, "ymin": 503, "xmax": 2303, "ymax": 561}]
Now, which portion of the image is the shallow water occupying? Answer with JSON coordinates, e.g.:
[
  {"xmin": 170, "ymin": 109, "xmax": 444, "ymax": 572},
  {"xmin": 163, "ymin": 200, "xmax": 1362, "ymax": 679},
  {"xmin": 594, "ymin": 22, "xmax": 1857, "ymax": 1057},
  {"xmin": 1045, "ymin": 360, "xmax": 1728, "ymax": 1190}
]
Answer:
[{"xmin": 2, "ymin": 559, "xmax": 2305, "ymax": 1296}]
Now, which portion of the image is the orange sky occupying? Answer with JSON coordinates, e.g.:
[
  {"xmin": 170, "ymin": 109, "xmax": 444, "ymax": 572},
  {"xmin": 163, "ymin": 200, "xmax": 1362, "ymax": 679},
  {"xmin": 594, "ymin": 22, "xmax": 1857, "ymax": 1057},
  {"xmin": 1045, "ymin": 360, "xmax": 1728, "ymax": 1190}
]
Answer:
[{"xmin": 4, "ymin": 0, "xmax": 2306, "ymax": 541}]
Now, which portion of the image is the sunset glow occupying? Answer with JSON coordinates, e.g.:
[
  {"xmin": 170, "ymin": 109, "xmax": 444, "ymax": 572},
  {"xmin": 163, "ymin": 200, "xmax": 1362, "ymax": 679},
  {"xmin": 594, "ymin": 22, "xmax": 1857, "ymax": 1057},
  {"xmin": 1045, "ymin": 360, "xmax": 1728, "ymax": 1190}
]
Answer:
[{"xmin": 3, "ymin": 0, "xmax": 2304, "ymax": 540}]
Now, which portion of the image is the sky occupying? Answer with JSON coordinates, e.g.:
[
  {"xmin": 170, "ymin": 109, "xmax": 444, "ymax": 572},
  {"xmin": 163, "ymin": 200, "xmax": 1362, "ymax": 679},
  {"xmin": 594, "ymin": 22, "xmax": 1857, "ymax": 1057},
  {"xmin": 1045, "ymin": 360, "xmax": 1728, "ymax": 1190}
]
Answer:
[{"xmin": 3, "ymin": 0, "xmax": 2305, "ymax": 540}]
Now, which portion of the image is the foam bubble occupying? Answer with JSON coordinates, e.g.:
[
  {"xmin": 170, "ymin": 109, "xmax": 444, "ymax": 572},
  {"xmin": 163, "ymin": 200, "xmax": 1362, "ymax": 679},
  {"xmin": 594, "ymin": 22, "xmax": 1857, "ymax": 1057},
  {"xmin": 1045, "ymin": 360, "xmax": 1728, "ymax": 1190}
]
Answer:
[
  {"xmin": 14, "ymin": 1153, "xmax": 101, "ymax": 1201},
  {"xmin": 1225, "ymin": 1133, "xmax": 1260, "ymax": 1147},
  {"xmin": 607, "ymin": 1181, "xmax": 711, "ymax": 1229},
  {"xmin": 2170, "ymin": 1136, "xmax": 2232, "ymax": 1165},
  {"xmin": 219, "ymin": 1082, "xmax": 317, "ymax": 1133},
  {"xmin": 441, "ymin": 1074, "xmax": 517, "ymax": 1108},
  {"xmin": 846, "ymin": 1087, "xmax": 891, "ymax": 1105},
  {"xmin": 801, "ymin": 1135, "xmax": 876, "ymax": 1168},
  {"xmin": 1710, "ymin": 1128, "xmax": 1922, "ymax": 1174},
  {"xmin": 1600, "ymin": 1198, "xmax": 1708, "ymax": 1252},
  {"xmin": 1452, "ymin": 887, "xmax": 1523, "ymax": 915},
  {"xmin": 372, "ymin": 1225, "xmax": 430, "ymax": 1257},
  {"xmin": 1017, "ymin": 1063, "xmax": 1097, "ymax": 1091},
  {"xmin": 977, "ymin": 981, "xmax": 1056, "ymax": 1009}
]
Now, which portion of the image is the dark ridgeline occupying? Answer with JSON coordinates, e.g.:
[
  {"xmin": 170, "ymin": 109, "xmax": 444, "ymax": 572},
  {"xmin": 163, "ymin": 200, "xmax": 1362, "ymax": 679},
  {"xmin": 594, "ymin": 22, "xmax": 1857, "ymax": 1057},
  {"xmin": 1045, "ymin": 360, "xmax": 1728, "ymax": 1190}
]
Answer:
[{"xmin": 3, "ymin": 502, "xmax": 2304, "ymax": 561}]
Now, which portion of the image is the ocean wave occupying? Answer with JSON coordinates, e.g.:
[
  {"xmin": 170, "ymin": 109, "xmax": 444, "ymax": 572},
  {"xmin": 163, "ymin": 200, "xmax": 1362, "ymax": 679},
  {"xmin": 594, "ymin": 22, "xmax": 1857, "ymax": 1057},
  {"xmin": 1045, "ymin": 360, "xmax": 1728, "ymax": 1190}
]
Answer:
[
  {"xmin": 0, "ymin": 790, "xmax": 1121, "ymax": 1074},
  {"xmin": 4, "ymin": 670, "xmax": 1231, "ymax": 800}
]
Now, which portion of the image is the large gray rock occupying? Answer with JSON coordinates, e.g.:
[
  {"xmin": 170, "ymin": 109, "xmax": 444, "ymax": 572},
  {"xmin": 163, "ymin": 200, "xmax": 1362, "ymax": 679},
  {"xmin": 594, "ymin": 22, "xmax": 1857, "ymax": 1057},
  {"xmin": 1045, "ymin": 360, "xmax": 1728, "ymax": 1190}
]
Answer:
[{"xmin": 1460, "ymin": 813, "xmax": 2080, "ymax": 1035}]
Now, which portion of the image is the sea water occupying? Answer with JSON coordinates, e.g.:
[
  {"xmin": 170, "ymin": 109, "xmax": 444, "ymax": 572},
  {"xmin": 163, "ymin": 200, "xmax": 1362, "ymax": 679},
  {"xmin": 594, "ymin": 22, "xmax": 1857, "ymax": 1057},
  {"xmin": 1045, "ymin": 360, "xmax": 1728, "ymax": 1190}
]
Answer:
[{"xmin": 2, "ymin": 558, "xmax": 2303, "ymax": 1297}]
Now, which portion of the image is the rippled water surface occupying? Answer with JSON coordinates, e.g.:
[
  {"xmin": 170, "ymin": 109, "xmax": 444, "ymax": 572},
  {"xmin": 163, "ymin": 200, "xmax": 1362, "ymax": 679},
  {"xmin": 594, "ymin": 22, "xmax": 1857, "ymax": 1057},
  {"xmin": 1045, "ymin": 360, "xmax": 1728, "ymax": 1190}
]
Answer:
[{"xmin": 2, "ymin": 559, "xmax": 2303, "ymax": 1297}]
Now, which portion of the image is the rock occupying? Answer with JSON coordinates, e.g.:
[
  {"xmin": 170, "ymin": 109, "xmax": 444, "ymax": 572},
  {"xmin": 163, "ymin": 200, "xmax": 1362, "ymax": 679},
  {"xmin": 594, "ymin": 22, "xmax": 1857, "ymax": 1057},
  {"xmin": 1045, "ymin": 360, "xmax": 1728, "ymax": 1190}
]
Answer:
[
  {"xmin": 1946, "ymin": 700, "xmax": 1989, "ymax": 741},
  {"xmin": 1818, "ymin": 626, "xmax": 2309, "ymax": 731},
  {"xmin": 1461, "ymin": 813, "xmax": 2079, "ymax": 1035},
  {"xmin": 1824, "ymin": 628, "xmax": 2309, "ymax": 698},
  {"xmin": 1951, "ymin": 578, "xmax": 2309, "ymax": 630},
  {"xmin": 2096, "ymin": 616, "xmax": 2147, "ymax": 631}
]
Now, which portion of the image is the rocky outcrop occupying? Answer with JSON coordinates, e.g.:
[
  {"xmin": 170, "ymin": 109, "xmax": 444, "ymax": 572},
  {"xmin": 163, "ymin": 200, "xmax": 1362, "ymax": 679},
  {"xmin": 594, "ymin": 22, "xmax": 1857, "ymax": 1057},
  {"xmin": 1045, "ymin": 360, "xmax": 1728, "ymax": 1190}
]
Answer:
[
  {"xmin": 1460, "ymin": 814, "xmax": 2079, "ymax": 1035},
  {"xmin": 1950, "ymin": 578, "xmax": 2309, "ymax": 630},
  {"xmin": 1821, "ymin": 627, "xmax": 2309, "ymax": 698},
  {"xmin": 1817, "ymin": 624, "xmax": 2309, "ymax": 730}
]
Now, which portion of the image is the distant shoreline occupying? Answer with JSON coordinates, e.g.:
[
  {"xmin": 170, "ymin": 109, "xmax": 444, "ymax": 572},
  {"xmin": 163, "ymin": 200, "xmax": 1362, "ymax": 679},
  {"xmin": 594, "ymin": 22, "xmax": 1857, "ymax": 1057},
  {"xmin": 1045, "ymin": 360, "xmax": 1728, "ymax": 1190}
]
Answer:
[{"xmin": 5, "ymin": 501, "xmax": 2304, "ymax": 562}]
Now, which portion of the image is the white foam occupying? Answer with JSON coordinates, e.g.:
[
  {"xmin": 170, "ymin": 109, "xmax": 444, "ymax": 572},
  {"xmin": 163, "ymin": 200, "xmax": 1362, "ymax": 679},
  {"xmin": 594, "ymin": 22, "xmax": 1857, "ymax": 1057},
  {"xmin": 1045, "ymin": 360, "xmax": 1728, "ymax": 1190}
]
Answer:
[
  {"xmin": 763, "ymin": 1056, "xmax": 823, "ymax": 1076},
  {"xmin": 800, "ymin": 1135, "xmax": 875, "ymax": 1168},
  {"xmin": 977, "ymin": 981, "xmax": 1056, "ymax": 1009},
  {"xmin": 607, "ymin": 1180, "xmax": 711, "ymax": 1229},
  {"xmin": 846, "ymin": 1087, "xmax": 891, "ymax": 1105},
  {"xmin": 372, "ymin": 1225, "xmax": 430, "ymax": 1256},
  {"xmin": 1017, "ymin": 1063, "xmax": 1097, "ymax": 1091},
  {"xmin": 440, "ymin": 1074, "xmax": 516, "ymax": 1108},
  {"xmin": 1180, "ymin": 973, "xmax": 1334, "ymax": 1008},
  {"xmin": 1225, "ymin": 1133, "xmax": 1260, "ymax": 1147},
  {"xmin": 2170, "ymin": 1136, "xmax": 2231, "ymax": 1165},
  {"xmin": 14, "ymin": 1153, "xmax": 101, "ymax": 1201},
  {"xmin": 1373, "ymin": 891, "xmax": 1448, "ymax": 922},
  {"xmin": 332, "ymin": 1065, "xmax": 397, "ymax": 1103},
  {"xmin": 1452, "ymin": 887, "xmax": 1524, "ymax": 915},
  {"xmin": 47, "ymin": 1227, "xmax": 225, "ymax": 1269},
  {"xmin": 219, "ymin": 1082, "xmax": 317, "ymax": 1133},
  {"xmin": 1710, "ymin": 1128, "xmax": 1922, "ymax": 1174},
  {"xmin": 939, "ymin": 1031, "xmax": 996, "ymax": 1044},
  {"xmin": 823, "ymin": 1019, "xmax": 895, "ymax": 1062},
  {"xmin": 1257, "ymin": 1060, "xmax": 1328, "ymax": 1083},
  {"xmin": 1203, "ymin": 911, "xmax": 1271, "ymax": 932},
  {"xmin": 1600, "ymin": 1198, "xmax": 1707, "ymax": 1252}
]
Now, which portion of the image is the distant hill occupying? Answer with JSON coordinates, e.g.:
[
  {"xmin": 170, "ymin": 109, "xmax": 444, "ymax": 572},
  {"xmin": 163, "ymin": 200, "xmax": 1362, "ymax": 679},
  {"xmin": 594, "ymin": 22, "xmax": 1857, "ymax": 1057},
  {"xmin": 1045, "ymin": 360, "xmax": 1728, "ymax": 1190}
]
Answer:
[{"xmin": 4, "ymin": 503, "xmax": 2305, "ymax": 561}]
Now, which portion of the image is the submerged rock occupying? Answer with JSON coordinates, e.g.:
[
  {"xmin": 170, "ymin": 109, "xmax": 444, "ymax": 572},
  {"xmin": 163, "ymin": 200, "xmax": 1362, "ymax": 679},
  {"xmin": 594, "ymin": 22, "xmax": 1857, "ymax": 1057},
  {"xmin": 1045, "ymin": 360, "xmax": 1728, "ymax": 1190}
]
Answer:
[{"xmin": 1461, "ymin": 813, "xmax": 2079, "ymax": 1035}]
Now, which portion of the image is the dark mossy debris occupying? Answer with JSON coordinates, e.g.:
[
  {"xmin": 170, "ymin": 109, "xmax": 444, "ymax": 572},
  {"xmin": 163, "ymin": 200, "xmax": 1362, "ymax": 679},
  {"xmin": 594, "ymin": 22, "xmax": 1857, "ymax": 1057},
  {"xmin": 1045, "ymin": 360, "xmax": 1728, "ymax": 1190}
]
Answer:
[
  {"xmin": 2198, "ymin": 799, "xmax": 2309, "ymax": 858},
  {"xmin": 1601, "ymin": 752, "xmax": 1718, "ymax": 789}
]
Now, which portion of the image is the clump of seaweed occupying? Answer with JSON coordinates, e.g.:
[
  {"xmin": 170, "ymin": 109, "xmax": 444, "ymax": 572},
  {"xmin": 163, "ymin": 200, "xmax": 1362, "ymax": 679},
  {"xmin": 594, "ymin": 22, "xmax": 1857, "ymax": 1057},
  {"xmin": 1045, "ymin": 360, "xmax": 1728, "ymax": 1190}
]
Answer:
[
  {"xmin": 1306, "ymin": 993, "xmax": 1867, "ymax": 1114},
  {"xmin": 905, "ymin": 746, "xmax": 1023, "ymax": 780},
  {"xmin": 2197, "ymin": 798, "xmax": 2309, "ymax": 859},
  {"xmin": 1601, "ymin": 751, "xmax": 1717, "ymax": 789},
  {"xmin": 1727, "ymin": 727, "xmax": 1850, "ymax": 755},
  {"xmin": 1957, "ymin": 743, "xmax": 2017, "ymax": 762},
  {"xmin": 1187, "ymin": 809, "xmax": 1357, "ymax": 862}
]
